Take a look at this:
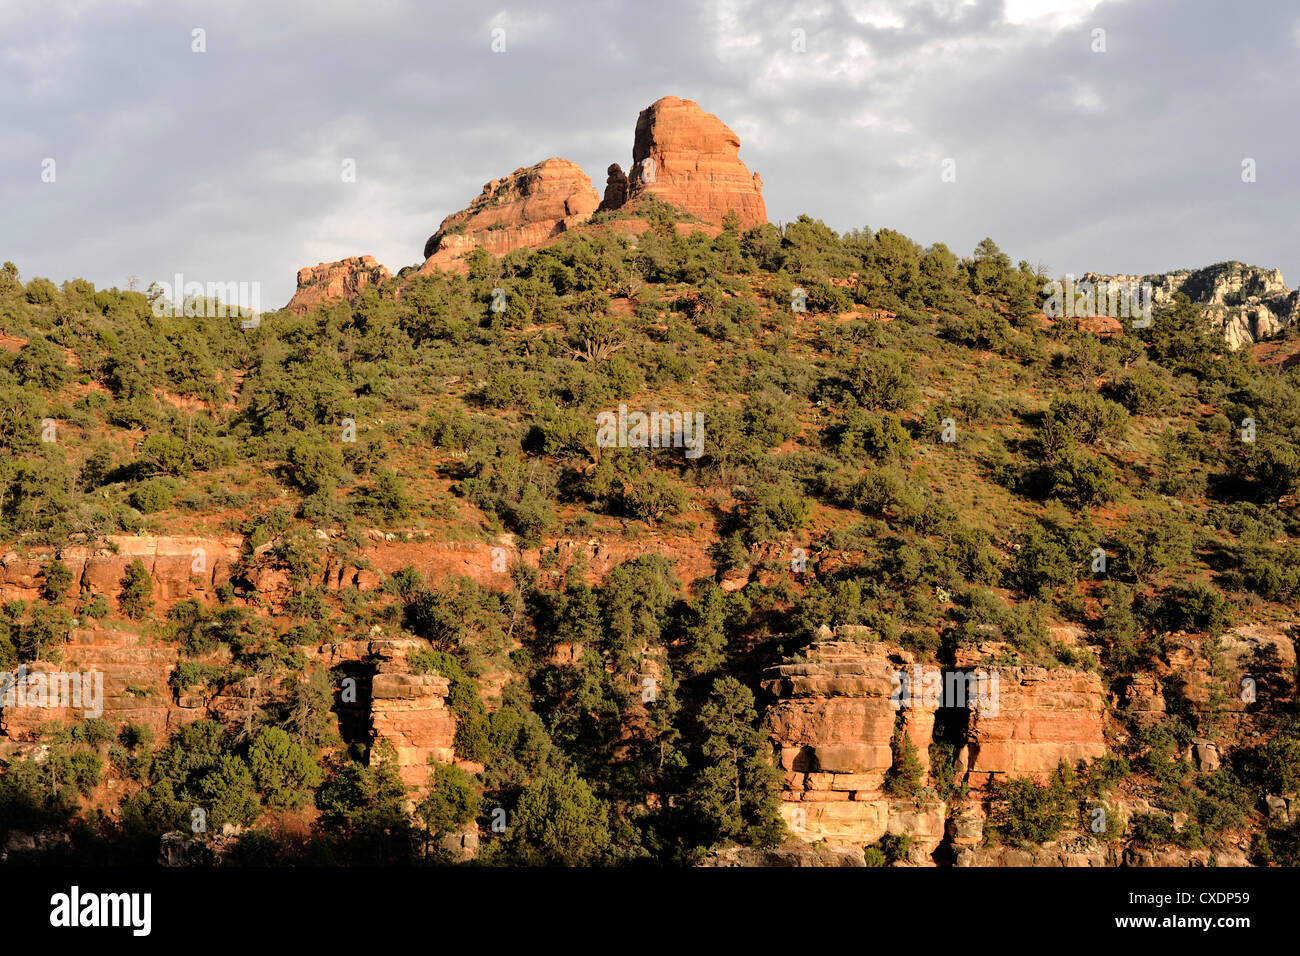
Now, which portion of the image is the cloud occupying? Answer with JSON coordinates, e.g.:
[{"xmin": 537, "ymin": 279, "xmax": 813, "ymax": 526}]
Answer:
[{"xmin": 0, "ymin": 0, "xmax": 1296, "ymax": 307}]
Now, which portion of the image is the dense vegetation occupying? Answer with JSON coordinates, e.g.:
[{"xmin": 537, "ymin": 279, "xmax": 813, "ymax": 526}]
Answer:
[{"xmin": 1, "ymin": 203, "xmax": 1298, "ymax": 865}]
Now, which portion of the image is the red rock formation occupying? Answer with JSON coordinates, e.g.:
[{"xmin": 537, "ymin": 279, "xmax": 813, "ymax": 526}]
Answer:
[
  {"xmin": 762, "ymin": 632, "xmax": 1110, "ymax": 853},
  {"xmin": 613, "ymin": 96, "xmax": 766, "ymax": 229},
  {"xmin": 960, "ymin": 664, "xmax": 1107, "ymax": 785},
  {"xmin": 599, "ymin": 163, "xmax": 629, "ymax": 211},
  {"xmin": 0, "ymin": 536, "xmax": 241, "ymax": 614},
  {"xmin": 415, "ymin": 98, "xmax": 765, "ymax": 274},
  {"xmin": 762, "ymin": 635, "xmax": 906, "ymax": 781},
  {"xmin": 0, "ymin": 627, "xmax": 182, "ymax": 741},
  {"xmin": 761, "ymin": 635, "xmax": 946, "ymax": 856},
  {"xmin": 1159, "ymin": 625, "xmax": 1298, "ymax": 736},
  {"xmin": 286, "ymin": 255, "xmax": 391, "ymax": 314},
  {"xmin": 420, "ymin": 158, "xmax": 600, "ymax": 273},
  {"xmin": 367, "ymin": 639, "xmax": 456, "ymax": 789}
]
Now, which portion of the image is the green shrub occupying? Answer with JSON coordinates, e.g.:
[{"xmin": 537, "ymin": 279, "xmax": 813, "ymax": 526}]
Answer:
[
  {"xmin": 883, "ymin": 730, "xmax": 924, "ymax": 796},
  {"xmin": 986, "ymin": 767, "xmax": 1075, "ymax": 847},
  {"xmin": 247, "ymin": 726, "xmax": 323, "ymax": 809},
  {"xmin": 40, "ymin": 561, "xmax": 75, "ymax": 602},
  {"xmin": 129, "ymin": 477, "xmax": 179, "ymax": 514},
  {"xmin": 415, "ymin": 762, "xmax": 480, "ymax": 839},
  {"xmin": 502, "ymin": 768, "xmax": 611, "ymax": 865},
  {"xmin": 119, "ymin": 559, "xmax": 155, "ymax": 620}
]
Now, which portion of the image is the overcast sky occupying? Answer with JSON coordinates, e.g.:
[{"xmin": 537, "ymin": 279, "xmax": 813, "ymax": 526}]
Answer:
[{"xmin": 2, "ymin": 0, "xmax": 1296, "ymax": 309}]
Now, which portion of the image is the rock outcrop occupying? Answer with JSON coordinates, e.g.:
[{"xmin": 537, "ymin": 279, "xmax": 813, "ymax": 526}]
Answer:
[
  {"xmin": 414, "ymin": 97, "xmax": 767, "ymax": 275},
  {"xmin": 367, "ymin": 639, "xmax": 456, "ymax": 790},
  {"xmin": 1084, "ymin": 261, "xmax": 1300, "ymax": 348},
  {"xmin": 603, "ymin": 96, "xmax": 766, "ymax": 229},
  {"xmin": 420, "ymin": 158, "xmax": 600, "ymax": 273},
  {"xmin": 600, "ymin": 163, "xmax": 629, "ymax": 211},
  {"xmin": 761, "ymin": 633, "xmax": 1109, "ymax": 857},
  {"xmin": 954, "ymin": 644, "xmax": 1108, "ymax": 786},
  {"xmin": 1160, "ymin": 624, "xmax": 1298, "ymax": 736},
  {"xmin": 0, "ymin": 627, "xmax": 182, "ymax": 741},
  {"xmin": 1, "ymin": 536, "xmax": 240, "ymax": 613},
  {"xmin": 286, "ymin": 255, "xmax": 391, "ymax": 314}
]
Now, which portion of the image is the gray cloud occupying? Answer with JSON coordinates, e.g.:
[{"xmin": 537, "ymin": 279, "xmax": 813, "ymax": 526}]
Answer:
[{"xmin": 1, "ymin": 0, "xmax": 1296, "ymax": 307}]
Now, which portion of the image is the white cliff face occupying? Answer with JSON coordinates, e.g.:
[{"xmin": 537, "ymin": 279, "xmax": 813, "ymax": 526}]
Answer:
[{"xmin": 1082, "ymin": 261, "xmax": 1300, "ymax": 349}]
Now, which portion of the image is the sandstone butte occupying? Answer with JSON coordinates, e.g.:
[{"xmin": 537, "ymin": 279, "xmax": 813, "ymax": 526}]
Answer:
[
  {"xmin": 419, "ymin": 157, "xmax": 602, "ymax": 273},
  {"xmin": 281, "ymin": 95, "xmax": 769, "ymax": 302},
  {"xmin": 611, "ymin": 94, "xmax": 766, "ymax": 229},
  {"xmin": 285, "ymin": 255, "xmax": 391, "ymax": 315}
]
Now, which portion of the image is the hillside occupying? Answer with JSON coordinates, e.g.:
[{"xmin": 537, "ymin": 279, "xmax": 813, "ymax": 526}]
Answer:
[{"xmin": 2, "ymin": 102, "xmax": 1300, "ymax": 868}]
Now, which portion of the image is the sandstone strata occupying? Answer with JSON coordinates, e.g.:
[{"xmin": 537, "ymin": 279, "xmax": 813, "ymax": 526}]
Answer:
[
  {"xmin": 367, "ymin": 639, "xmax": 455, "ymax": 789},
  {"xmin": 954, "ymin": 645, "xmax": 1108, "ymax": 786},
  {"xmin": 1, "ymin": 536, "xmax": 240, "ymax": 613},
  {"xmin": 420, "ymin": 158, "xmax": 600, "ymax": 273},
  {"xmin": 1159, "ymin": 624, "xmax": 1298, "ymax": 737},
  {"xmin": 761, "ymin": 633, "xmax": 1109, "ymax": 857},
  {"xmin": 760, "ymin": 635, "xmax": 945, "ymax": 858},
  {"xmin": 286, "ymin": 255, "xmax": 391, "ymax": 314},
  {"xmin": 0, "ymin": 627, "xmax": 182, "ymax": 742},
  {"xmin": 602, "ymin": 95, "xmax": 766, "ymax": 229}
]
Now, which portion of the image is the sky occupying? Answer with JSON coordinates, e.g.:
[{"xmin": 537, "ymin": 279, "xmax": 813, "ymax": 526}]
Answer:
[{"xmin": 1, "ymin": 0, "xmax": 1297, "ymax": 309}]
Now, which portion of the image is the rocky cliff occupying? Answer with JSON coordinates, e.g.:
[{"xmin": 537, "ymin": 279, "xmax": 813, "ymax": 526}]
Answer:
[
  {"xmin": 1084, "ymin": 261, "xmax": 1300, "ymax": 348},
  {"xmin": 760, "ymin": 632, "xmax": 1107, "ymax": 861},
  {"xmin": 760, "ymin": 635, "xmax": 948, "ymax": 859},
  {"xmin": 368, "ymin": 638, "xmax": 455, "ymax": 789},
  {"xmin": 287, "ymin": 256, "xmax": 391, "ymax": 314},
  {"xmin": 757, "ymin": 620, "xmax": 1294, "ymax": 866},
  {"xmin": 419, "ymin": 158, "xmax": 601, "ymax": 274}
]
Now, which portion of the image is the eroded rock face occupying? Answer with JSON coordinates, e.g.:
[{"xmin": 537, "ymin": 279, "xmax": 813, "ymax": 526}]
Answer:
[
  {"xmin": 286, "ymin": 256, "xmax": 391, "ymax": 314},
  {"xmin": 420, "ymin": 158, "xmax": 600, "ymax": 273},
  {"xmin": 761, "ymin": 635, "xmax": 1109, "ymax": 855},
  {"xmin": 761, "ymin": 637, "xmax": 945, "ymax": 855},
  {"xmin": 1160, "ymin": 624, "xmax": 1298, "ymax": 736},
  {"xmin": 0, "ymin": 536, "xmax": 241, "ymax": 614},
  {"xmin": 957, "ymin": 658, "xmax": 1108, "ymax": 785},
  {"xmin": 763, "ymin": 637, "xmax": 909, "ymax": 780},
  {"xmin": 0, "ymin": 628, "xmax": 181, "ymax": 741},
  {"xmin": 367, "ymin": 639, "xmax": 455, "ymax": 790},
  {"xmin": 610, "ymin": 96, "xmax": 766, "ymax": 229},
  {"xmin": 413, "ymin": 97, "xmax": 765, "ymax": 272},
  {"xmin": 1084, "ymin": 261, "xmax": 1300, "ymax": 348},
  {"xmin": 600, "ymin": 163, "xmax": 629, "ymax": 211}
]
